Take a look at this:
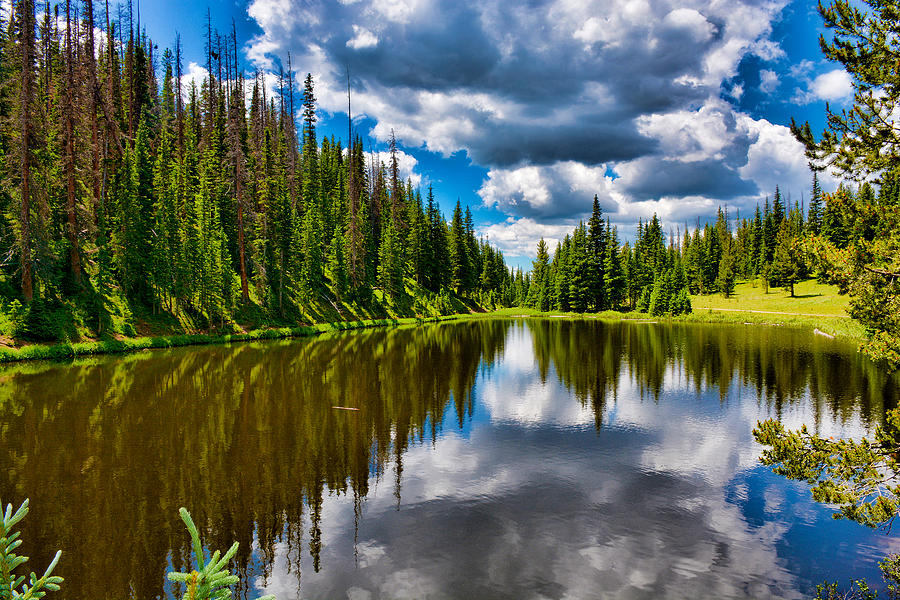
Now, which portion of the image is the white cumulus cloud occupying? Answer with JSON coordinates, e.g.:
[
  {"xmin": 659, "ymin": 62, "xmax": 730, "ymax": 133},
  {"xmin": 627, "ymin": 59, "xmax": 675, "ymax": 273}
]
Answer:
[
  {"xmin": 347, "ymin": 24, "xmax": 378, "ymax": 49},
  {"xmin": 759, "ymin": 69, "xmax": 779, "ymax": 93},
  {"xmin": 477, "ymin": 217, "xmax": 579, "ymax": 258},
  {"xmin": 811, "ymin": 69, "xmax": 854, "ymax": 101},
  {"xmin": 793, "ymin": 68, "xmax": 854, "ymax": 104},
  {"xmin": 242, "ymin": 0, "xmax": 833, "ymax": 241},
  {"xmin": 478, "ymin": 161, "xmax": 616, "ymax": 219}
]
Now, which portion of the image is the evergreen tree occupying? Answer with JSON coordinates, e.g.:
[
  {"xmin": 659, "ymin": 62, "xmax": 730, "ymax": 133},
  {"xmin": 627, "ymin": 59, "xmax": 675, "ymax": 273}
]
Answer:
[
  {"xmin": 553, "ymin": 237, "xmax": 571, "ymax": 311},
  {"xmin": 604, "ymin": 222, "xmax": 625, "ymax": 309},
  {"xmin": 378, "ymin": 218, "xmax": 404, "ymax": 299},
  {"xmin": 0, "ymin": 7, "xmax": 525, "ymax": 335},
  {"xmin": 647, "ymin": 270, "xmax": 671, "ymax": 316},
  {"xmin": 671, "ymin": 287, "xmax": 692, "ymax": 315},
  {"xmin": 327, "ymin": 223, "xmax": 348, "ymax": 302},
  {"xmin": 426, "ymin": 187, "xmax": 449, "ymax": 292},
  {"xmin": 448, "ymin": 200, "xmax": 473, "ymax": 294},
  {"xmin": 528, "ymin": 238, "xmax": 551, "ymax": 311},
  {"xmin": 464, "ymin": 206, "xmax": 479, "ymax": 285},
  {"xmin": 822, "ymin": 186, "xmax": 852, "ymax": 249},
  {"xmin": 715, "ymin": 208, "xmax": 736, "ymax": 297},
  {"xmin": 772, "ymin": 185, "xmax": 785, "ymax": 226},
  {"xmin": 716, "ymin": 239, "xmax": 736, "ymax": 298},
  {"xmin": 568, "ymin": 223, "xmax": 591, "ymax": 312},
  {"xmin": 587, "ymin": 194, "xmax": 606, "ymax": 310},
  {"xmin": 808, "ymin": 171, "xmax": 823, "ymax": 235},
  {"xmin": 406, "ymin": 191, "xmax": 429, "ymax": 285},
  {"xmin": 751, "ymin": 204, "xmax": 763, "ymax": 276},
  {"xmin": 683, "ymin": 228, "xmax": 704, "ymax": 294},
  {"xmin": 120, "ymin": 116, "xmax": 154, "ymax": 303},
  {"xmin": 14, "ymin": 0, "xmax": 38, "ymax": 301},
  {"xmin": 761, "ymin": 197, "xmax": 776, "ymax": 271},
  {"xmin": 771, "ymin": 217, "xmax": 803, "ymax": 297},
  {"xmin": 300, "ymin": 197, "xmax": 324, "ymax": 297}
]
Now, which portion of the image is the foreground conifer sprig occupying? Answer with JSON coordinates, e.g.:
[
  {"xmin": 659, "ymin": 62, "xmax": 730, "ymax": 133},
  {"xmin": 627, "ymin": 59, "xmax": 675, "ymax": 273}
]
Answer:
[
  {"xmin": 0, "ymin": 498, "xmax": 63, "ymax": 600},
  {"xmin": 168, "ymin": 508, "xmax": 275, "ymax": 600}
]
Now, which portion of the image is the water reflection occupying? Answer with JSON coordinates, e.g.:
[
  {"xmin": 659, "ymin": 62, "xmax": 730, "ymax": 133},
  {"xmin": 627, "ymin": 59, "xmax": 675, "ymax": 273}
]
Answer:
[{"xmin": 0, "ymin": 318, "xmax": 897, "ymax": 599}]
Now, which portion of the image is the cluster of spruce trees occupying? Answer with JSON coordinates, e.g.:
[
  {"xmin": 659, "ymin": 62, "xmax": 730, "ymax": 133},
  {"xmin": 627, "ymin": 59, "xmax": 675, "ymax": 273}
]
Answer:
[
  {"xmin": 0, "ymin": 0, "xmax": 514, "ymax": 337},
  {"xmin": 681, "ymin": 185, "xmax": 806, "ymax": 298},
  {"xmin": 516, "ymin": 172, "xmax": 867, "ymax": 316},
  {"xmin": 682, "ymin": 172, "xmax": 891, "ymax": 298},
  {"xmin": 518, "ymin": 196, "xmax": 690, "ymax": 316}
]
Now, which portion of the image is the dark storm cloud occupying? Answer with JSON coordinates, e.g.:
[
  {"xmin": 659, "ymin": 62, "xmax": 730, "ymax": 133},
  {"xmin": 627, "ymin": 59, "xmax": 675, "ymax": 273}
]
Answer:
[
  {"xmin": 326, "ymin": 2, "xmax": 502, "ymax": 93},
  {"xmin": 466, "ymin": 119, "xmax": 657, "ymax": 167},
  {"xmin": 361, "ymin": 0, "xmax": 712, "ymax": 111},
  {"xmin": 620, "ymin": 158, "xmax": 759, "ymax": 201},
  {"xmin": 247, "ymin": 0, "xmax": 793, "ymax": 228}
]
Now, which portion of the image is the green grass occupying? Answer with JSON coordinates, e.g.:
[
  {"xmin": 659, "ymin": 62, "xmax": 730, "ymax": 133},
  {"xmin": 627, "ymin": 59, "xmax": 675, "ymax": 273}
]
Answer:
[
  {"xmin": 690, "ymin": 279, "xmax": 851, "ymax": 317},
  {"xmin": 0, "ymin": 278, "xmax": 865, "ymax": 365},
  {"xmin": 0, "ymin": 315, "xmax": 462, "ymax": 364},
  {"xmin": 478, "ymin": 300, "xmax": 867, "ymax": 343}
]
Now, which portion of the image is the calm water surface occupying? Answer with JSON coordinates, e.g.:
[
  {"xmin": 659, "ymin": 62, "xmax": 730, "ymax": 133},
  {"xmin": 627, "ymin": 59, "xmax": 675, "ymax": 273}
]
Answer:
[{"xmin": 2, "ymin": 318, "xmax": 900, "ymax": 599}]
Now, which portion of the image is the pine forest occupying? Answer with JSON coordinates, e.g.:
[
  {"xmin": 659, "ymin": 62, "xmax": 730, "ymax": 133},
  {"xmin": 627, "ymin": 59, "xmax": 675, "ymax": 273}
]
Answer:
[{"xmin": 0, "ymin": 0, "xmax": 895, "ymax": 373}]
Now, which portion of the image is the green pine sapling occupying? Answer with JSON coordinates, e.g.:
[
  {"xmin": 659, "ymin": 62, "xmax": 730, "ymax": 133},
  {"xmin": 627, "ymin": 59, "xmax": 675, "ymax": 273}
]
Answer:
[
  {"xmin": 0, "ymin": 498, "xmax": 63, "ymax": 600},
  {"xmin": 168, "ymin": 507, "xmax": 276, "ymax": 600}
]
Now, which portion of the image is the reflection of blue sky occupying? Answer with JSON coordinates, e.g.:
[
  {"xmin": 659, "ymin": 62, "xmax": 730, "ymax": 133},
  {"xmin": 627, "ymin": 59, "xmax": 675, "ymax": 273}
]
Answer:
[{"xmin": 255, "ymin": 322, "xmax": 899, "ymax": 599}]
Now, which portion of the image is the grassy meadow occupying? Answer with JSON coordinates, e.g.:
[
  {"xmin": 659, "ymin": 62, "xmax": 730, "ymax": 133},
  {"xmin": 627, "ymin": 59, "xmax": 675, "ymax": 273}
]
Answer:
[{"xmin": 689, "ymin": 279, "xmax": 851, "ymax": 317}]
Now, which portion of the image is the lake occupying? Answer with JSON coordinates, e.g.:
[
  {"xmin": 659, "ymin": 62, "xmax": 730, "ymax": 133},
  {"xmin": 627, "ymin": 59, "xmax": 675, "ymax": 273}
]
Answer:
[{"xmin": 1, "ymin": 318, "xmax": 899, "ymax": 599}]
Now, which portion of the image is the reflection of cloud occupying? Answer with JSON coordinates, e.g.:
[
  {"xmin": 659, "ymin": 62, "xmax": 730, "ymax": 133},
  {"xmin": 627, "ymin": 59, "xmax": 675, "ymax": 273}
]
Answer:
[
  {"xmin": 255, "ymin": 417, "xmax": 806, "ymax": 599},
  {"xmin": 252, "ymin": 323, "xmax": 892, "ymax": 600},
  {"xmin": 479, "ymin": 326, "xmax": 596, "ymax": 427}
]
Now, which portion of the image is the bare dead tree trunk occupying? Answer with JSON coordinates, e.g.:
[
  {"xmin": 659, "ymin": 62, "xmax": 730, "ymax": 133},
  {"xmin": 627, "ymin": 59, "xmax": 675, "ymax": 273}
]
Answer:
[
  {"xmin": 236, "ymin": 163, "xmax": 249, "ymax": 302},
  {"xmin": 65, "ymin": 0, "xmax": 81, "ymax": 283},
  {"xmin": 83, "ymin": 0, "xmax": 101, "ymax": 218},
  {"xmin": 227, "ymin": 28, "xmax": 249, "ymax": 302},
  {"xmin": 20, "ymin": 0, "xmax": 35, "ymax": 301},
  {"xmin": 286, "ymin": 52, "xmax": 298, "ymax": 210},
  {"xmin": 175, "ymin": 32, "xmax": 184, "ymax": 155}
]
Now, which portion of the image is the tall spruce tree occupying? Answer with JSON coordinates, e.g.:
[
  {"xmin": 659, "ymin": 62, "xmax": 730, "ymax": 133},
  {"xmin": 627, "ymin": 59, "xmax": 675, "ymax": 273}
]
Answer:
[
  {"xmin": 808, "ymin": 171, "xmax": 823, "ymax": 235},
  {"xmin": 587, "ymin": 194, "xmax": 606, "ymax": 310}
]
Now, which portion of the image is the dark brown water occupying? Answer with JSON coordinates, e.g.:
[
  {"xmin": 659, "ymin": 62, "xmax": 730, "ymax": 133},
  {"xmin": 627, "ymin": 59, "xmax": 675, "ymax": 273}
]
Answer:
[{"xmin": 1, "ymin": 318, "xmax": 898, "ymax": 599}]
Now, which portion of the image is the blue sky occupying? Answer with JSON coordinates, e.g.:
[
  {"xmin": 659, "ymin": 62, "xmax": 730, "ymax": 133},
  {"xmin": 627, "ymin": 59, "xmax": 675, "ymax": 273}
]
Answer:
[{"xmin": 139, "ymin": 0, "xmax": 852, "ymax": 269}]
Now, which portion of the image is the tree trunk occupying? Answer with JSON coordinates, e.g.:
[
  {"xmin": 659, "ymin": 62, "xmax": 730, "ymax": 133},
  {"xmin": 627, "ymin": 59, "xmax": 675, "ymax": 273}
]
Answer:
[
  {"xmin": 236, "ymin": 161, "xmax": 249, "ymax": 302},
  {"xmin": 85, "ymin": 0, "xmax": 102, "ymax": 221},
  {"xmin": 20, "ymin": 0, "xmax": 35, "ymax": 302},
  {"xmin": 65, "ymin": 0, "xmax": 81, "ymax": 283}
]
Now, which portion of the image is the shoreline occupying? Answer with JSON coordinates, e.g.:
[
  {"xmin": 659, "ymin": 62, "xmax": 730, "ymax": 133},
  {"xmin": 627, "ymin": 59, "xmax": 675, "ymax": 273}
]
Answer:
[
  {"xmin": 0, "ymin": 314, "xmax": 462, "ymax": 364},
  {"xmin": 479, "ymin": 307, "xmax": 865, "ymax": 343},
  {"xmin": 0, "ymin": 305, "xmax": 864, "ymax": 366}
]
